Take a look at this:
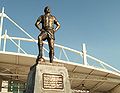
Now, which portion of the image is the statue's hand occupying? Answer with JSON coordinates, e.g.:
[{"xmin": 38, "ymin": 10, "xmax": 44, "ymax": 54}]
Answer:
[
  {"xmin": 40, "ymin": 29, "xmax": 45, "ymax": 32},
  {"xmin": 53, "ymin": 29, "xmax": 56, "ymax": 32}
]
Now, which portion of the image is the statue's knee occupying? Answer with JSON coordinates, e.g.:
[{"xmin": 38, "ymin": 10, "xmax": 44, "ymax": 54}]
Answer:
[
  {"xmin": 50, "ymin": 49, "xmax": 54, "ymax": 54},
  {"xmin": 38, "ymin": 36, "xmax": 43, "ymax": 45},
  {"xmin": 38, "ymin": 36, "xmax": 42, "ymax": 41}
]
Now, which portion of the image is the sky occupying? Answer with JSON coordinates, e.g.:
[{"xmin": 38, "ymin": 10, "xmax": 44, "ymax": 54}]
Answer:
[{"xmin": 0, "ymin": 0, "xmax": 120, "ymax": 70}]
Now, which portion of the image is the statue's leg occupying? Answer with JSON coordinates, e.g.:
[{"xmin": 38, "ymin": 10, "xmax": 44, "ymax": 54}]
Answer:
[
  {"xmin": 38, "ymin": 32, "xmax": 47, "ymax": 58},
  {"xmin": 48, "ymin": 39, "xmax": 54, "ymax": 63},
  {"xmin": 38, "ymin": 35, "xmax": 43, "ymax": 58}
]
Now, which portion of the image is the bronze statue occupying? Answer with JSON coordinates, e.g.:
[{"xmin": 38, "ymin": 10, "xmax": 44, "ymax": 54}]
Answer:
[{"xmin": 35, "ymin": 6, "xmax": 60, "ymax": 63}]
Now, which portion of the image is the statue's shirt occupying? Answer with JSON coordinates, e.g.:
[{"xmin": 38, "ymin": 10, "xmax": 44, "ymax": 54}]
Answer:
[{"xmin": 38, "ymin": 14, "xmax": 57, "ymax": 30}]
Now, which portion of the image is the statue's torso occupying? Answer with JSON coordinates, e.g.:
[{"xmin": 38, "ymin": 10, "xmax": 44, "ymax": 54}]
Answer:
[{"xmin": 41, "ymin": 15, "xmax": 55, "ymax": 30}]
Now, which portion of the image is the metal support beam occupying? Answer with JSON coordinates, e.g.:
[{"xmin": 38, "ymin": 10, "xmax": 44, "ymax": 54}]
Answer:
[
  {"xmin": 6, "ymin": 35, "xmax": 27, "ymax": 54},
  {"xmin": 5, "ymin": 14, "xmax": 36, "ymax": 43},
  {"xmin": 69, "ymin": 72, "xmax": 120, "ymax": 83},
  {"xmin": 87, "ymin": 54, "xmax": 120, "ymax": 74},
  {"xmin": 82, "ymin": 43, "xmax": 87, "ymax": 65}
]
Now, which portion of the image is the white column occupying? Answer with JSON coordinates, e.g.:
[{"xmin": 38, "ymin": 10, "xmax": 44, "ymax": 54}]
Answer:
[
  {"xmin": 3, "ymin": 29, "xmax": 7, "ymax": 52},
  {"xmin": 18, "ymin": 40, "xmax": 21, "ymax": 53},
  {"xmin": 0, "ymin": 7, "xmax": 5, "ymax": 49},
  {"xmin": 82, "ymin": 43, "xmax": 87, "ymax": 65}
]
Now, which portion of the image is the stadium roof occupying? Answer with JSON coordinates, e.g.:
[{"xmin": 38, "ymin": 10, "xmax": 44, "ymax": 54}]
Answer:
[{"xmin": 0, "ymin": 51, "xmax": 120, "ymax": 92}]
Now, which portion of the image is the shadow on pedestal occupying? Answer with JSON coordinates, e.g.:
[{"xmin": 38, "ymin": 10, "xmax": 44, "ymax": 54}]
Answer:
[{"xmin": 24, "ymin": 60, "xmax": 38, "ymax": 93}]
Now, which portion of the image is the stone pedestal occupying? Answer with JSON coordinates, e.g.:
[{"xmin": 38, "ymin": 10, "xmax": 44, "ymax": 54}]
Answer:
[{"xmin": 25, "ymin": 62, "xmax": 72, "ymax": 93}]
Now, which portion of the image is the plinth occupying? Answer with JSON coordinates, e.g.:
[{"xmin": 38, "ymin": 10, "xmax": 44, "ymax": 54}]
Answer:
[{"xmin": 25, "ymin": 61, "xmax": 72, "ymax": 93}]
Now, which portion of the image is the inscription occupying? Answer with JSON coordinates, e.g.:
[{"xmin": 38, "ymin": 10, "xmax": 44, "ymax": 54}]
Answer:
[{"xmin": 43, "ymin": 73, "xmax": 63, "ymax": 89}]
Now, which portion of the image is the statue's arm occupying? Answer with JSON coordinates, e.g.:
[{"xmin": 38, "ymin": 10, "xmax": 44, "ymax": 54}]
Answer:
[
  {"xmin": 54, "ymin": 17, "xmax": 60, "ymax": 32},
  {"xmin": 35, "ymin": 16, "xmax": 42, "ymax": 31}
]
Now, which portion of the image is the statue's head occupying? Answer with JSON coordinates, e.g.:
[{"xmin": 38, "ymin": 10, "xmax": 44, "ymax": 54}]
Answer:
[{"xmin": 44, "ymin": 6, "xmax": 51, "ymax": 14}]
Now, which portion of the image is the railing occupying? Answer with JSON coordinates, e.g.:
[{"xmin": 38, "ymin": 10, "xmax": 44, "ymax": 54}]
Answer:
[
  {"xmin": 1, "ymin": 31, "xmax": 82, "ymax": 62},
  {"xmin": 0, "ymin": 7, "xmax": 120, "ymax": 74},
  {"xmin": 1, "ymin": 32, "xmax": 120, "ymax": 74}
]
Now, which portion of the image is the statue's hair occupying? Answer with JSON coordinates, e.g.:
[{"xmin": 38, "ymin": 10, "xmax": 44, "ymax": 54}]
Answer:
[{"xmin": 44, "ymin": 6, "xmax": 50, "ymax": 13}]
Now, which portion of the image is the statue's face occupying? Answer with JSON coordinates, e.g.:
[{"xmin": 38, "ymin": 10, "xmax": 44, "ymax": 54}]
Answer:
[{"xmin": 44, "ymin": 6, "xmax": 50, "ymax": 14}]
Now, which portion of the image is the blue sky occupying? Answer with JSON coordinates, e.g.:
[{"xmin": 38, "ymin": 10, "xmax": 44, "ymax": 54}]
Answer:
[{"xmin": 0, "ymin": 0, "xmax": 120, "ymax": 70}]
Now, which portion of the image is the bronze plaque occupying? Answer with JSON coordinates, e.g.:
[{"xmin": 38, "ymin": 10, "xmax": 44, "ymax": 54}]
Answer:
[{"xmin": 43, "ymin": 73, "xmax": 63, "ymax": 89}]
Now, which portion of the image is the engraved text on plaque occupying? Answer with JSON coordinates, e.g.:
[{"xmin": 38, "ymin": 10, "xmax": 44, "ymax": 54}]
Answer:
[{"xmin": 43, "ymin": 73, "xmax": 63, "ymax": 89}]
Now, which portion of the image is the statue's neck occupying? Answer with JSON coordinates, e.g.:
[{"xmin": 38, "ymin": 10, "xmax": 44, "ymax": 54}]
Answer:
[{"xmin": 45, "ymin": 13, "xmax": 50, "ymax": 16}]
